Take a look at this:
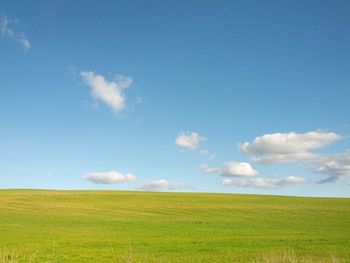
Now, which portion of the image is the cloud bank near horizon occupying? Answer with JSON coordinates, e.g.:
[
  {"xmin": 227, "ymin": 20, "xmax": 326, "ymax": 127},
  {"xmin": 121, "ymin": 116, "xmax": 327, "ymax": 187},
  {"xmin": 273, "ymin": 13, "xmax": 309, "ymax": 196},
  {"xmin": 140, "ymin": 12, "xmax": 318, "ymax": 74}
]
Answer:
[
  {"xmin": 137, "ymin": 179, "xmax": 189, "ymax": 191},
  {"xmin": 222, "ymin": 176, "xmax": 307, "ymax": 189},
  {"xmin": 82, "ymin": 171, "xmax": 136, "ymax": 184},
  {"xmin": 198, "ymin": 130, "xmax": 349, "ymax": 189},
  {"xmin": 238, "ymin": 130, "xmax": 349, "ymax": 184}
]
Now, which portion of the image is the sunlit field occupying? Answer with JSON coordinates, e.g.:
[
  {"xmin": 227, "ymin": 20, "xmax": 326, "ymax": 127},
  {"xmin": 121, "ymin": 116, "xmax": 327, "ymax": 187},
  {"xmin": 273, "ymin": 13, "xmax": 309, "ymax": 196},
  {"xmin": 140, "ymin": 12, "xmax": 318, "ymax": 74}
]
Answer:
[{"xmin": 0, "ymin": 190, "xmax": 349, "ymax": 262}]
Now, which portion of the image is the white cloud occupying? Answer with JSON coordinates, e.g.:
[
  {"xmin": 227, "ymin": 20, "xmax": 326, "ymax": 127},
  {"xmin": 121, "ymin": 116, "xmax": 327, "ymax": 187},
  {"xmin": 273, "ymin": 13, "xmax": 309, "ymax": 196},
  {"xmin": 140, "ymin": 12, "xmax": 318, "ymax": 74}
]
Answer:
[
  {"xmin": 221, "ymin": 161, "xmax": 259, "ymax": 177},
  {"xmin": 138, "ymin": 179, "xmax": 188, "ymax": 191},
  {"xmin": 82, "ymin": 171, "xmax": 136, "ymax": 184},
  {"xmin": 200, "ymin": 161, "xmax": 258, "ymax": 177},
  {"xmin": 238, "ymin": 130, "xmax": 350, "ymax": 184},
  {"xmin": 0, "ymin": 17, "xmax": 14, "ymax": 37},
  {"xmin": 222, "ymin": 176, "xmax": 307, "ymax": 189},
  {"xmin": 0, "ymin": 16, "xmax": 31, "ymax": 51},
  {"xmin": 240, "ymin": 131, "xmax": 343, "ymax": 164},
  {"xmin": 250, "ymin": 152, "xmax": 317, "ymax": 164},
  {"xmin": 315, "ymin": 152, "xmax": 350, "ymax": 183},
  {"xmin": 81, "ymin": 71, "xmax": 133, "ymax": 112},
  {"xmin": 18, "ymin": 34, "xmax": 31, "ymax": 50},
  {"xmin": 222, "ymin": 178, "xmax": 250, "ymax": 187},
  {"xmin": 175, "ymin": 132, "xmax": 206, "ymax": 151}
]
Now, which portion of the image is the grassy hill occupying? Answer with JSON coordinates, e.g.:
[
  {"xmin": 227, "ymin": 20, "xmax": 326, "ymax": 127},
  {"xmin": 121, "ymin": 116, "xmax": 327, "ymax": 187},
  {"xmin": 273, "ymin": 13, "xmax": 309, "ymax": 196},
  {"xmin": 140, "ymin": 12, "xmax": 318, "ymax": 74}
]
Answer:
[{"xmin": 0, "ymin": 190, "xmax": 349, "ymax": 262}]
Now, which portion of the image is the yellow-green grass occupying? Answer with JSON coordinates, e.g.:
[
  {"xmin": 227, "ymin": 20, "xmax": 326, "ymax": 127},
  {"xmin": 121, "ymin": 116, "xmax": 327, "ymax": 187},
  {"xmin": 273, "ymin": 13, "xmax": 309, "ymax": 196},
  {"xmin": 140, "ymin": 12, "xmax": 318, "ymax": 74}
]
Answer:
[{"xmin": 0, "ymin": 190, "xmax": 349, "ymax": 262}]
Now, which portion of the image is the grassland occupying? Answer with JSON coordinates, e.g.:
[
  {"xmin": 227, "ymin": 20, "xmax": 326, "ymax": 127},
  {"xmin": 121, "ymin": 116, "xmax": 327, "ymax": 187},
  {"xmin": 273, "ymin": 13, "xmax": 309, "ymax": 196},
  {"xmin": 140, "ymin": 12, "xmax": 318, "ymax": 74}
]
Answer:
[{"xmin": 0, "ymin": 190, "xmax": 349, "ymax": 262}]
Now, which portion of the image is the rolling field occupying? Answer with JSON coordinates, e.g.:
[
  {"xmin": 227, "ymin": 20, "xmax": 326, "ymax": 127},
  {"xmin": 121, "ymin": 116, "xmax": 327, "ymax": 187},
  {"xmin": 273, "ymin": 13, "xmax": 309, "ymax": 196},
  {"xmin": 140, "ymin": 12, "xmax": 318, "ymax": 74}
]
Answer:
[{"xmin": 0, "ymin": 190, "xmax": 349, "ymax": 263}]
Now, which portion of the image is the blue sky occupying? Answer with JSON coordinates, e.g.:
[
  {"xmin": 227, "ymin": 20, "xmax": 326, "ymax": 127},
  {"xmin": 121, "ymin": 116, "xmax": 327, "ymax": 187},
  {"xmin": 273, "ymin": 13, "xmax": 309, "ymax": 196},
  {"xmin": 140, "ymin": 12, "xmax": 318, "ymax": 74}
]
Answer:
[{"xmin": 1, "ymin": 0, "xmax": 349, "ymax": 196}]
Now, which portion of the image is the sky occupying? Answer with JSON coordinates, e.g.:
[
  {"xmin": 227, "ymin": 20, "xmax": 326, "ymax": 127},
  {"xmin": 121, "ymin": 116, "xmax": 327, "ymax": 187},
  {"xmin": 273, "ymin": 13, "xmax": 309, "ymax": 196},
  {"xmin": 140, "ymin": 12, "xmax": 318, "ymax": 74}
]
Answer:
[{"xmin": 0, "ymin": 0, "xmax": 349, "ymax": 197}]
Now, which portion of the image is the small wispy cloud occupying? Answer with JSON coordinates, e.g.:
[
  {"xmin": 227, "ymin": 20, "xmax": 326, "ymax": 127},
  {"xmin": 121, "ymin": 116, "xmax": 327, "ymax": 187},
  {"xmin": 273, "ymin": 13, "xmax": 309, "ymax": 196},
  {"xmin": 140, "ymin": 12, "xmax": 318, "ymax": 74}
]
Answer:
[
  {"xmin": 175, "ymin": 132, "xmax": 216, "ymax": 160},
  {"xmin": 18, "ymin": 34, "xmax": 31, "ymax": 50},
  {"xmin": 175, "ymin": 132, "xmax": 206, "ymax": 151},
  {"xmin": 137, "ymin": 179, "xmax": 189, "ymax": 191},
  {"xmin": 82, "ymin": 171, "xmax": 136, "ymax": 184},
  {"xmin": 0, "ymin": 16, "xmax": 31, "ymax": 51},
  {"xmin": 81, "ymin": 71, "xmax": 133, "ymax": 113}
]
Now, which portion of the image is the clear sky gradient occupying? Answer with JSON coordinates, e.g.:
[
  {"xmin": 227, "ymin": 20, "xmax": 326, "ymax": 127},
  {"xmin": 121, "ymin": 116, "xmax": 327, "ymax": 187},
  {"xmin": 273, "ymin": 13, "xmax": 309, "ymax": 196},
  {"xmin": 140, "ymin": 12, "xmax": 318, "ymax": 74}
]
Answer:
[{"xmin": 1, "ymin": 0, "xmax": 349, "ymax": 196}]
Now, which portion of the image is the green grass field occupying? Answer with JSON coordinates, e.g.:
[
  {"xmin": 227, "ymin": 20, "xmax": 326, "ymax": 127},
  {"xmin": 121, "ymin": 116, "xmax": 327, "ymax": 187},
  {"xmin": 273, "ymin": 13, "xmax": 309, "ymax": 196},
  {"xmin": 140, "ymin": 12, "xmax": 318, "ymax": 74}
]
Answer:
[{"xmin": 0, "ymin": 190, "xmax": 349, "ymax": 262}]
